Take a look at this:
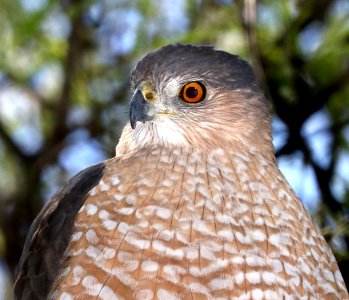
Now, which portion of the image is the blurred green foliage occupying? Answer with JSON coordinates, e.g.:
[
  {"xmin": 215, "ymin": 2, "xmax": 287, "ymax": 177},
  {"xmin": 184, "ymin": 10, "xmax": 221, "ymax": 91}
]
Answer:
[{"xmin": 0, "ymin": 0, "xmax": 348, "ymax": 297}]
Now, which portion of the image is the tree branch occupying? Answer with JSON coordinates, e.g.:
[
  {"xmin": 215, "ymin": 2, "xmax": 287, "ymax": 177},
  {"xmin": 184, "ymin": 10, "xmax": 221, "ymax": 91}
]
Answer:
[
  {"xmin": 237, "ymin": 0, "xmax": 271, "ymax": 99},
  {"xmin": 0, "ymin": 120, "xmax": 25, "ymax": 160}
]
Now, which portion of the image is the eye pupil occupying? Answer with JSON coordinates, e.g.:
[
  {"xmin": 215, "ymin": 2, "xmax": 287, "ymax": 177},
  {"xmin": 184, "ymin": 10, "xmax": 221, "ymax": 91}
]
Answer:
[
  {"xmin": 185, "ymin": 87, "xmax": 198, "ymax": 98},
  {"xmin": 179, "ymin": 81, "xmax": 206, "ymax": 103}
]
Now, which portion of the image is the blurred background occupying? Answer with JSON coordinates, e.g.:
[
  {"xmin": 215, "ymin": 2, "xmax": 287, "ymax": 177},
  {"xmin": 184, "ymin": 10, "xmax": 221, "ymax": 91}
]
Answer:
[{"xmin": 0, "ymin": 0, "xmax": 348, "ymax": 298}]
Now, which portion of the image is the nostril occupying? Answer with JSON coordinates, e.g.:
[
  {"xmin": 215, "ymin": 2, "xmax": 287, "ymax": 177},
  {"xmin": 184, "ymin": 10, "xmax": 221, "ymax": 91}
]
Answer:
[{"xmin": 145, "ymin": 92, "xmax": 153, "ymax": 101}]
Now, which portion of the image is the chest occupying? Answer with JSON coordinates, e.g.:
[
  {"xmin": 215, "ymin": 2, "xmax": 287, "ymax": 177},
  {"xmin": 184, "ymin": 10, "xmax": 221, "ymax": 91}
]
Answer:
[{"xmin": 53, "ymin": 148, "xmax": 335, "ymax": 299}]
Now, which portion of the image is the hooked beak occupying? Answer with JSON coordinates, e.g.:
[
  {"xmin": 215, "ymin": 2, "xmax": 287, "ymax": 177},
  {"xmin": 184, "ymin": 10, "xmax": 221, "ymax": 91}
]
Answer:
[{"xmin": 129, "ymin": 90, "xmax": 156, "ymax": 129}]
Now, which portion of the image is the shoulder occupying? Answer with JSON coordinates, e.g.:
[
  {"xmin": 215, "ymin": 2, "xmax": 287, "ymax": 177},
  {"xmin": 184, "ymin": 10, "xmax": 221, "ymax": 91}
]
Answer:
[{"xmin": 14, "ymin": 162, "xmax": 105, "ymax": 300}]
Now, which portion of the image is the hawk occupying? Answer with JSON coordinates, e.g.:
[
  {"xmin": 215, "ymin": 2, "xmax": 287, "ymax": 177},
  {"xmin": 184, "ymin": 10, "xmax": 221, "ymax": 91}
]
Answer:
[{"xmin": 14, "ymin": 44, "xmax": 348, "ymax": 299}]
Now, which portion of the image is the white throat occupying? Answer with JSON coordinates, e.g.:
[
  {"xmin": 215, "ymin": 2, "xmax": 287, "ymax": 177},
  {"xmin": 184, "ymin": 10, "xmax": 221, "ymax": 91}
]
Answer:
[{"xmin": 116, "ymin": 119, "xmax": 190, "ymax": 156}]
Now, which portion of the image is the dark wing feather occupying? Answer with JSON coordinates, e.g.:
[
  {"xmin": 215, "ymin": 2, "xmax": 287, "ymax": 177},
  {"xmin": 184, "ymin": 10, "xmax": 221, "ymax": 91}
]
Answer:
[{"xmin": 13, "ymin": 163, "xmax": 105, "ymax": 300}]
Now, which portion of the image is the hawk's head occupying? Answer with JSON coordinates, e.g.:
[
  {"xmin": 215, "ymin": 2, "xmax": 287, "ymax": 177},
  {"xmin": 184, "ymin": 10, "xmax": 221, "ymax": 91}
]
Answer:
[{"xmin": 117, "ymin": 44, "xmax": 273, "ymax": 158}]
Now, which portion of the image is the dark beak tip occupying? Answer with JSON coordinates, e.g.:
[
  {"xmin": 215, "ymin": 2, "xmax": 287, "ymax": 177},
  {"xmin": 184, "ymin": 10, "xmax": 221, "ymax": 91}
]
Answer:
[
  {"xmin": 129, "ymin": 111, "xmax": 137, "ymax": 129},
  {"xmin": 129, "ymin": 89, "xmax": 155, "ymax": 130}
]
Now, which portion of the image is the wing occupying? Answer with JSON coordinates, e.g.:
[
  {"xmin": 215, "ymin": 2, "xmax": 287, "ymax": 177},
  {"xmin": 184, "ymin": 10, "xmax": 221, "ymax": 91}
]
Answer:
[{"xmin": 13, "ymin": 163, "xmax": 105, "ymax": 300}]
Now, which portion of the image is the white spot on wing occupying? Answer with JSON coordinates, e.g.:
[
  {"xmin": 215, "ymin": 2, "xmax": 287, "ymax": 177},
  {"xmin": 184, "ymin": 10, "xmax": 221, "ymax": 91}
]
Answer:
[
  {"xmin": 99, "ymin": 286, "xmax": 119, "ymax": 300},
  {"xmin": 117, "ymin": 207, "xmax": 135, "ymax": 215},
  {"xmin": 246, "ymin": 271, "xmax": 261, "ymax": 284},
  {"xmin": 125, "ymin": 234, "xmax": 150, "ymax": 250},
  {"xmin": 60, "ymin": 292, "xmax": 73, "ymax": 300},
  {"xmin": 99, "ymin": 180, "xmax": 110, "ymax": 191},
  {"xmin": 81, "ymin": 275, "xmax": 119, "ymax": 299},
  {"xmin": 155, "ymin": 207, "xmax": 172, "ymax": 219},
  {"xmin": 135, "ymin": 289, "xmax": 153, "ymax": 300},
  {"xmin": 262, "ymin": 271, "xmax": 276, "ymax": 285},
  {"xmin": 111, "ymin": 176, "xmax": 120, "ymax": 186},
  {"xmin": 188, "ymin": 282, "xmax": 211, "ymax": 296},
  {"xmin": 141, "ymin": 261, "xmax": 159, "ymax": 272},
  {"xmin": 86, "ymin": 204, "xmax": 98, "ymax": 215},
  {"xmin": 85, "ymin": 245, "xmax": 100, "ymax": 259},
  {"xmin": 208, "ymin": 277, "xmax": 233, "ymax": 291},
  {"xmin": 234, "ymin": 272, "xmax": 245, "ymax": 284},
  {"xmin": 152, "ymin": 240, "xmax": 184, "ymax": 259},
  {"xmin": 98, "ymin": 209, "xmax": 110, "ymax": 219},
  {"xmin": 251, "ymin": 288, "xmax": 264, "ymax": 300},
  {"xmin": 71, "ymin": 231, "xmax": 82, "ymax": 242},
  {"xmin": 157, "ymin": 289, "xmax": 180, "ymax": 300},
  {"xmin": 88, "ymin": 187, "xmax": 97, "ymax": 196},
  {"xmin": 103, "ymin": 219, "xmax": 117, "ymax": 230},
  {"xmin": 71, "ymin": 266, "xmax": 84, "ymax": 285},
  {"xmin": 86, "ymin": 229, "xmax": 99, "ymax": 245}
]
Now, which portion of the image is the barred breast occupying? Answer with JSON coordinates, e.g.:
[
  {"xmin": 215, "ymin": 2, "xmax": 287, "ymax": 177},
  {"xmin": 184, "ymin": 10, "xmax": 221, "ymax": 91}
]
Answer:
[{"xmin": 52, "ymin": 146, "xmax": 348, "ymax": 300}]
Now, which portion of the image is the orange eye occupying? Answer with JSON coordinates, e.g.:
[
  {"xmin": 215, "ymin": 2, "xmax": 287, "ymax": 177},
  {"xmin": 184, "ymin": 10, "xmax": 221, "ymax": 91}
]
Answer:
[{"xmin": 179, "ymin": 81, "xmax": 206, "ymax": 103}]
